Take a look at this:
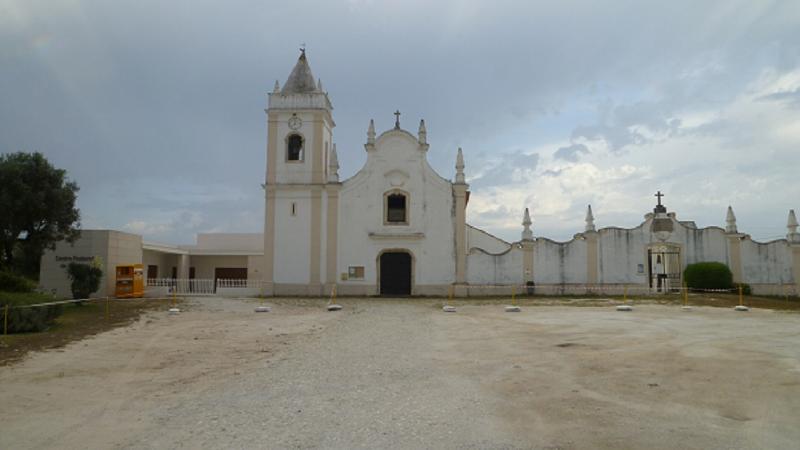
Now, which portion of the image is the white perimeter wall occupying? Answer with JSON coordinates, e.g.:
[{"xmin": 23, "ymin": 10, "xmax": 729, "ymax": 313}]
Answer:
[
  {"xmin": 467, "ymin": 247, "xmax": 524, "ymax": 284},
  {"xmin": 741, "ymin": 240, "xmax": 793, "ymax": 284},
  {"xmin": 535, "ymin": 238, "xmax": 588, "ymax": 284}
]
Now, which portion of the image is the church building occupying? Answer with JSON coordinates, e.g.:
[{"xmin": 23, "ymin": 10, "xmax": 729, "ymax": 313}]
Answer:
[
  {"xmin": 261, "ymin": 51, "xmax": 800, "ymax": 297},
  {"xmin": 38, "ymin": 51, "xmax": 800, "ymax": 298}
]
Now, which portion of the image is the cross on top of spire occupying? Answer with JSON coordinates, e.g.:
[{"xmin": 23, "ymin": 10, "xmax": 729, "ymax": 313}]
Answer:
[
  {"xmin": 300, "ymin": 43, "xmax": 306, "ymax": 55},
  {"xmin": 394, "ymin": 110, "xmax": 401, "ymax": 129}
]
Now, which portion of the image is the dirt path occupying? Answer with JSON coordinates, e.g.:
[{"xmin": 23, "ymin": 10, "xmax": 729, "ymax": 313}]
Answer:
[{"xmin": 1, "ymin": 298, "xmax": 799, "ymax": 449}]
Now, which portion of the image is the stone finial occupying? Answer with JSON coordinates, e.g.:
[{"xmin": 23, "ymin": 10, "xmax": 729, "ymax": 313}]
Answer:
[
  {"xmin": 455, "ymin": 147, "xmax": 465, "ymax": 184},
  {"xmin": 418, "ymin": 119, "xmax": 427, "ymax": 145},
  {"xmin": 366, "ymin": 119, "xmax": 376, "ymax": 148},
  {"xmin": 273, "ymin": 80, "xmax": 280, "ymax": 93},
  {"xmin": 788, "ymin": 209, "xmax": 799, "ymax": 234},
  {"xmin": 585, "ymin": 205, "xmax": 596, "ymax": 232},
  {"xmin": 327, "ymin": 143, "xmax": 339, "ymax": 183},
  {"xmin": 725, "ymin": 206, "xmax": 738, "ymax": 233},
  {"xmin": 788, "ymin": 209, "xmax": 800, "ymax": 243},
  {"xmin": 317, "ymin": 78, "xmax": 323, "ymax": 91},
  {"xmin": 522, "ymin": 208, "xmax": 533, "ymax": 241}
]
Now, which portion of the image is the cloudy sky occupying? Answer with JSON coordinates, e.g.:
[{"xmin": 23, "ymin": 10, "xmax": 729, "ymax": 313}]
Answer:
[{"xmin": 2, "ymin": 0, "xmax": 799, "ymax": 244}]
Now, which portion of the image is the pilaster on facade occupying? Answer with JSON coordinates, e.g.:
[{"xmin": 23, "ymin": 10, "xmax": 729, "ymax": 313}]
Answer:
[
  {"xmin": 521, "ymin": 239, "xmax": 535, "ymax": 284},
  {"xmin": 791, "ymin": 243, "xmax": 800, "ymax": 294},
  {"xmin": 584, "ymin": 231, "xmax": 599, "ymax": 285},
  {"xmin": 324, "ymin": 183, "xmax": 341, "ymax": 292},
  {"xmin": 453, "ymin": 184, "xmax": 468, "ymax": 284},
  {"xmin": 725, "ymin": 233, "xmax": 745, "ymax": 283}
]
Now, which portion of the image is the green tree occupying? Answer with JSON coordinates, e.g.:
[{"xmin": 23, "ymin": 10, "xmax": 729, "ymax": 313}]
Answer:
[
  {"xmin": 0, "ymin": 152, "xmax": 81, "ymax": 278},
  {"xmin": 66, "ymin": 262, "xmax": 103, "ymax": 300}
]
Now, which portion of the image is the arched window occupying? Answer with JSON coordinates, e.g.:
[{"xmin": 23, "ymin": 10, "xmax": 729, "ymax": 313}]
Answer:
[
  {"xmin": 386, "ymin": 192, "xmax": 407, "ymax": 224},
  {"xmin": 287, "ymin": 134, "xmax": 303, "ymax": 161}
]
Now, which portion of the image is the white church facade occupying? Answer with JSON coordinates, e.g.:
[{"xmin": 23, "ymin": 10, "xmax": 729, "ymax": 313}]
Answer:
[{"xmin": 39, "ymin": 52, "xmax": 800, "ymax": 298}]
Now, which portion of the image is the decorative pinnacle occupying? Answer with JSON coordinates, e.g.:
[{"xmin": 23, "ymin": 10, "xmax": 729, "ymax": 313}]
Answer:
[
  {"xmin": 418, "ymin": 119, "xmax": 427, "ymax": 144},
  {"xmin": 367, "ymin": 119, "xmax": 375, "ymax": 144},
  {"xmin": 317, "ymin": 78, "xmax": 323, "ymax": 91},
  {"xmin": 726, "ymin": 206, "xmax": 738, "ymax": 233},
  {"xmin": 789, "ymin": 209, "xmax": 798, "ymax": 234},
  {"xmin": 273, "ymin": 80, "xmax": 280, "ymax": 93},
  {"xmin": 522, "ymin": 208, "xmax": 533, "ymax": 241},
  {"xmin": 585, "ymin": 205, "xmax": 596, "ymax": 232},
  {"xmin": 455, "ymin": 147, "xmax": 465, "ymax": 184},
  {"xmin": 328, "ymin": 143, "xmax": 339, "ymax": 183}
]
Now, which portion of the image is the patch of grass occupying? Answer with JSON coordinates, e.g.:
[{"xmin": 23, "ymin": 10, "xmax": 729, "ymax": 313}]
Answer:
[{"xmin": 0, "ymin": 297, "xmax": 182, "ymax": 366}]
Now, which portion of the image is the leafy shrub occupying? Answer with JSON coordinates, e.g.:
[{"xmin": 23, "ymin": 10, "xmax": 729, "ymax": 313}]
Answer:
[
  {"xmin": 0, "ymin": 271, "xmax": 35, "ymax": 293},
  {"xmin": 683, "ymin": 262, "xmax": 733, "ymax": 290},
  {"xmin": 66, "ymin": 262, "xmax": 102, "ymax": 300},
  {"xmin": 0, "ymin": 291, "xmax": 62, "ymax": 333}
]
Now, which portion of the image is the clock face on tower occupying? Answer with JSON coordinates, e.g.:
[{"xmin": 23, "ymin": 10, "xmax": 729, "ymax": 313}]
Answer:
[{"xmin": 288, "ymin": 116, "xmax": 302, "ymax": 130}]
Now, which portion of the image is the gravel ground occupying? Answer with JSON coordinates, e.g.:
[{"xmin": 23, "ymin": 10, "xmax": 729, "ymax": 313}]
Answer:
[{"xmin": 1, "ymin": 297, "xmax": 799, "ymax": 449}]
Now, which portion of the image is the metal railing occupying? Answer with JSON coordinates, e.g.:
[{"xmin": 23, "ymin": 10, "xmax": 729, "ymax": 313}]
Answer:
[{"xmin": 145, "ymin": 278, "xmax": 266, "ymax": 295}]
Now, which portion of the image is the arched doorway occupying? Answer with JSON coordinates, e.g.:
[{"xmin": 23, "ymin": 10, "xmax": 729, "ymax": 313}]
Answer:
[{"xmin": 379, "ymin": 251, "xmax": 412, "ymax": 296}]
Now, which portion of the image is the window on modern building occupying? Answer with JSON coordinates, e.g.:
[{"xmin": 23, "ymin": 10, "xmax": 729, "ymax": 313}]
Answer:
[
  {"xmin": 287, "ymin": 134, "xmax": 303, "ymax": 161},
  {"xmin": 386, "ymin": 193, "xmax": 407, "ymax": 224}
]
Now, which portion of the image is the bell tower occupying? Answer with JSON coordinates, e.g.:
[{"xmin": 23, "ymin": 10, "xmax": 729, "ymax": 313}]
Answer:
[{"xmin": 263, "ymin": 50, "xmax": 336, "ymax": 295}]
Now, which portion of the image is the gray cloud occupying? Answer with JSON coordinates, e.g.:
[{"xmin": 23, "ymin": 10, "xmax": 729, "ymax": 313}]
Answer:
[
  {"xmin": 553, "ymin": 143, "xmax": 589, "ymax": 162},
  {"xmin": 758, "ymin": 88, "xmax": 800, "ymax": 108},
  {"xmin": 470, "ymin": 151, "xmax": 539, "ymax": 188},
  {"xmin": 1, "ymin": 0, "xmax": 799, "ymax": 242}
]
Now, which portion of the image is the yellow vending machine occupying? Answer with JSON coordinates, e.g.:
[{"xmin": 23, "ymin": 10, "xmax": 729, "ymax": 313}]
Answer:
[{"xmin": 115, "ymin": 264, "xmax": 144, "ymax": 298}]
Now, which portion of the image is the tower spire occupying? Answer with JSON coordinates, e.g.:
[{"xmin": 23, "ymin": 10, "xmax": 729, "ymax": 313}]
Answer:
[
  {"xmin": 455, "ymin": 147, "xmax": 465, "ymax": 184},
  {"xmin": 281, "ymin": 49, "xmax": 317, "ymax": 94},
  {"xmin": 726, "ymin": 206, "xmax": 738, "ymax": 233},
  {"xmin": 585, "ymin": 205, "xmax": 596, "ymax": 232},
  {"xmin": 522, "ymin": 208, "xmax": 533, "ymax": 241},
  {"xmin": 418, "ymin": 119, "xmax": 427, "ymax": 145}
]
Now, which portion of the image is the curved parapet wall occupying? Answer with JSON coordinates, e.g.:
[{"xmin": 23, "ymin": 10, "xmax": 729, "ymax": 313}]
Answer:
[
  {"xmin": 534, "ymin": 237, "xmax": 588, "ymax": 284},
  {"xmin": 466, "ymin": 244, "xmax": 524, "ymax": 285}
]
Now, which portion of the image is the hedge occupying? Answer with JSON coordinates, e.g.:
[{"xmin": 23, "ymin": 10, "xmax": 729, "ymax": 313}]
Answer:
[
  {"xmin": 0, "ymin": 271, "xmax": 36, "ymax": 293},
  {"xmin": 0, "ymin": 291, "xmax": 63, "ymax": 333},
  {"xmin": 683, "ymin": 262, "xmax": 733, "ymax": 290}
]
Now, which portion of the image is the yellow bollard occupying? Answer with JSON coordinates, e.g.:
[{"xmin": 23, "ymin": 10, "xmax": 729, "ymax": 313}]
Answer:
[
  {"xmin": 624, "ymin": 285, "xmax": 628, "ymax": 304},
  {"xmin": 448, "ymin": 285, "xmax": 453, "ymax": 304},
  {"xmin": 512, "ymin": 285, "xmax": 517, "ymax": 306},
  {"xmin": 3, "ymin": 304, "xmax": 8, "ymax": 335},
  {"xmin": 739, "ymin": 285, "xmax": 743, "ymax": 306},
  {"xmin": 683, "ymin": 284, "xmax": 688, "ymax": 306}
]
